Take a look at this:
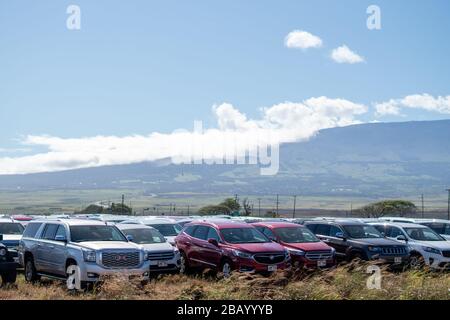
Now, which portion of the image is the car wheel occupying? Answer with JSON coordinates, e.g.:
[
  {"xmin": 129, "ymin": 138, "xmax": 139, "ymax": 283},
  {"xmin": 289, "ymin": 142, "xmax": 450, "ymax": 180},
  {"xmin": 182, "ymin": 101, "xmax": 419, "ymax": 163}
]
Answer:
[
  {"xmin": 24, "ymin": 258, "xmax": 40, "ymax": 282},
  {"xmin": 221, "ymin": 260, "xmax": 232, "ymax": 278},
  {"xmin": 409, "ymin": 253, "xmax": 425, "ymax": 269},
  {"xmin": 1, "ymin": 271, "xmax": 17, "ymax": 285},
  {"xmin": 179, "ymin": 252, "xmax": 190, "ymax": 274}
]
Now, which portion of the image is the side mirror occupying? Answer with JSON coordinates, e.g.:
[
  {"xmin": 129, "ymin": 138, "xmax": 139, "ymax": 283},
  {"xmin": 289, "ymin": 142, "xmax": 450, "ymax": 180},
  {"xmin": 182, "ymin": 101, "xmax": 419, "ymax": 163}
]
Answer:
[
  {"xmin": 396, "ymin": 235, "xmax": 407, "ymax": 241},
  {"xmin": 269, "ymin": 236, "xmax": 278, "ymax": 243},
  {"xmin": 335, "ymin": 232, "xmax": 346, "ymax": 240},
  {"xmin": 55, "ymin": 235, "xmax": 67, "ymax": 242},
  {"xmin": 207, "ymin": 238, "xmax": 219, "ymax": 247},
  {"xmin": 126, "ymin": 235, "xmax": 134, "ymax": 242}
]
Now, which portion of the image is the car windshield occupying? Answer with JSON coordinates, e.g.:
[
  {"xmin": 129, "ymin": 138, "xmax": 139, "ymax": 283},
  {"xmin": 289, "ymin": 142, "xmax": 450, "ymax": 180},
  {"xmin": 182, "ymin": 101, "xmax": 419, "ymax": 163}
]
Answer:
[
  {"xmin": 220, "ymin": 227, "xmax": 269, "ymax": 244},
  {"xmin": 0, "ymin": 223, "xmax": 24, "ymax": 235},
  {"xmin": 121, "ymin": 228, "xmax": 166, "ymax": 244},
  {"xmin": 404, "ymin": 227, "xmax": 444, "ymax": 241},
  {"xmin": 274, "ymin": 227, "xmax": 320, "ymax": 243},
  {"xmin": 149, "ymin": 224, "xmax": 181, "ymax": 236},
  {"xmin": 343, "ymin": 225, "xmax": 383, "ymax": 239},
  {"xmin": 70, "ymin": 225, "xmax": 127, "ymax": 242},
  {"xmin": 421, "ymin": 223, "xmax": 450, "ymax": 236}
]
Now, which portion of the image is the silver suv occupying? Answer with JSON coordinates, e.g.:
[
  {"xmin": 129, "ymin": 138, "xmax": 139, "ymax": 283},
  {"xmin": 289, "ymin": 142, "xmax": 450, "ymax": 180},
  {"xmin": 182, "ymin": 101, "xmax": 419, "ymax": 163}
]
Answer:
[{"xmin": 18, "ymin": 219, "xmax": 151, "ymax": 290}]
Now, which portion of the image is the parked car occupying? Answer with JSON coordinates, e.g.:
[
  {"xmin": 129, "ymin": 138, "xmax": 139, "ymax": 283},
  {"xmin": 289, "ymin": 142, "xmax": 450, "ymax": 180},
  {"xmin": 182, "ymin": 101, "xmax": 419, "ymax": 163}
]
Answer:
[
  {"xmin": 304, "ymin": 220, "xmax": 410, "ymax": 267},
  {"xmin": 175, "ymin": 220, "xmax": 290, "ymax": 277},
  {"xmin": 380, "ymin": 217, "xmax": 450, "ymax": 241},
  {"xmin": 0, "ymin": 218, "xmax": 25, "ymax": 263},
  {"xmin": 116, "ymin": 224, "xmax": 180, "ymax": 273},
  {"xmin": 370, "ymin": 222, "xmax": 450, "ymax": 269},
  {"xmin": 120, "ymin": 218, "xmax": 182, "ymax": 245},
  {"xmin": 252, "ymin": 222, "xmax": 336, "ymax": 269},
  {"xmin": 0, "ymin": 236, "xmax": 17, "ymax": 285},
  {"xmin": 18, "ymin": 219, "xmax": 151, "ymax": 290}
]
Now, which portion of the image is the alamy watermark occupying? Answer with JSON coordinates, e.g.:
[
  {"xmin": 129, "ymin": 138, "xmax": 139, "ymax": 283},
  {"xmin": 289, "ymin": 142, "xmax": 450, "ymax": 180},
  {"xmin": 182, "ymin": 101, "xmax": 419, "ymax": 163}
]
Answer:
[
  {"xmin": 66, "ymin": 5, "xmax": 81, "ymax": 30},
  {"xmin": 367, "ymin": 5, "xmax": 381, "ymax": 30}
]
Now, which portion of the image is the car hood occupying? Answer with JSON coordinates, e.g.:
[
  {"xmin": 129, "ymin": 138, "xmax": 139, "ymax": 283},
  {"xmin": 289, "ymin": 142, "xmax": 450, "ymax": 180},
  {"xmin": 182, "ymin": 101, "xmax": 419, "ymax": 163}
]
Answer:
[
  {"xmin": 413, "ymin": 240, "xmax": 450, "ymax": 250},
  {"xmin": 282, "ymin": 241, "xmax": 331, "ymax": 251},
  {"xmin": 76, "ymin": 241, "xmax": 141, "ymax": 251},
  {"xmin": 440, "ymin": 235, "xmax": 450, "ymax": 241},
  {"xmin": 351, "ymin": 237, "xmax": 404, "ymax": 246},
  {"xmin": 140, "ymin": 242, "xmax": 174, "ymax": 251},
  {"xmin": 225, "ymin": 242, "xmax": 285, "ymax": 253}
]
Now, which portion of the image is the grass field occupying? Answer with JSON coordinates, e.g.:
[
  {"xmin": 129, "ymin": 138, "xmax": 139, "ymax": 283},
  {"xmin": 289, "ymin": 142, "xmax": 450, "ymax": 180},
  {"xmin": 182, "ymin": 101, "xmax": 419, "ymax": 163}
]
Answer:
[{"xmin": 1, "ymin": 262, "xmax": 449, "ymax": 300}]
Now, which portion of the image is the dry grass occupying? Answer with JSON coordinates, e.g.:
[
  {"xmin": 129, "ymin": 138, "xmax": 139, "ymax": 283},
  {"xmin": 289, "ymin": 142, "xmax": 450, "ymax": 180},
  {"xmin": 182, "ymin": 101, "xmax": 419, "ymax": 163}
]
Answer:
[{"xmin": 1, "ymin": 262, "xmax": 449, "ymax": 300}]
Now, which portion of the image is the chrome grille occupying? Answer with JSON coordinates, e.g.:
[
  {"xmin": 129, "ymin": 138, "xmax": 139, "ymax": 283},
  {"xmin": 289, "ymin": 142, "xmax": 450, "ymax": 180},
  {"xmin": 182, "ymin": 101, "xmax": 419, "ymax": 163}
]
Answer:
[
  {"xmin": 381, "ymin": 247, "xmax": 407, "ymax": 255},
  {"xmin": 101, "ymin": 251, "xmax": 141, "ymax": 268},
  {"xmin": 253, "ymin": 253, "xmax": 285, "ymax": 264},
  {"xmin": 305, "ymin": 250, "xmax": 333, "ymax": 261},
  {"xmin": 147, "ymin": 251, "xmax": 175, "ymax": 261}
]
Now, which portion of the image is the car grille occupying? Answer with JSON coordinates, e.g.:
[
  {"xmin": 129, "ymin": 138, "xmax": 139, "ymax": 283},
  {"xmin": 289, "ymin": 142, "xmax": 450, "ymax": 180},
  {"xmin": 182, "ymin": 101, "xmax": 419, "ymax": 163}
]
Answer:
[
  {"xmin": 253, "ymin": 253, "xmax": 285, "ymax": 264},
  {"xmin": 442, "ymin": 251, "xmax": 450, "ymax": 258},
  {"xmin": 147, "ymin": 251, "xmax": 175, "ymax": 261},
  {"xmin": 101, "ymin": 251, "xmax": 141, "ymax": 268},
  {"xmin": 381, "ymin": 247, "xmax": 407, "ymax": 255},
  {"xmin": 305, "ymin": 250, "xmax": 333, "ymax": 261}
]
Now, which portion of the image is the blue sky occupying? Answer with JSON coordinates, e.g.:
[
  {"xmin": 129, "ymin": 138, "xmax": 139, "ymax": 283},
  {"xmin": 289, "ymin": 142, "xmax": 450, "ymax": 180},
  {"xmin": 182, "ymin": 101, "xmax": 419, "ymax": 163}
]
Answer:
[{"xmin": 0, "ymin": 0, "xmax": 449, "ymax": 173}]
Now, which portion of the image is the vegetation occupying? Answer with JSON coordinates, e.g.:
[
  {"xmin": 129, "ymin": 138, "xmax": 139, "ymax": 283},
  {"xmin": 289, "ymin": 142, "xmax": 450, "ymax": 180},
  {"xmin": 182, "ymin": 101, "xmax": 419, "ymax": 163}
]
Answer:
[
  {"xmin": 355, "ymin": 200, "xmax": 417, "ymax": 218},
  {"xmin": 198, "ymin": 198, "xmax": 241, "ymax": 216},
  {"xmin": 1, "ymin": 262, "xmax": 448, "ymax": 300},
  {"xmin": 76, "ymin": 203, "xmax": 132, "ymax": 215}
]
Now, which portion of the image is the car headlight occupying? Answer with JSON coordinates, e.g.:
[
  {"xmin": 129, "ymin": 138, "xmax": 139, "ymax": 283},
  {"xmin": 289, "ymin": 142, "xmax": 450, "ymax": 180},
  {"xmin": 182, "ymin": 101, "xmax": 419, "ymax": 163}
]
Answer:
[
  {"xmin": 422, "ymin": 246, "xmax": 441, "ymax": 255},
  {"xmin": 232, "ymin": 249, "xmax": 253, "ymax": 259},
  {"xmin": 368, "ymin": 246, "xmax": 382, "ymax": 252},
  {"xmin": 82, "ymin": 249, "xmax": 97, "ymax": 262},
  {"xmin": 287, "ymin": 248, "xmax": 305, "ymax": 256},
  {"xmin": 144, "ymin": 250, "xmax": 149, "ymax": 260},
  {"xmin": 0, "ymin": 248, "xmax": 6, "ymax": 256}
]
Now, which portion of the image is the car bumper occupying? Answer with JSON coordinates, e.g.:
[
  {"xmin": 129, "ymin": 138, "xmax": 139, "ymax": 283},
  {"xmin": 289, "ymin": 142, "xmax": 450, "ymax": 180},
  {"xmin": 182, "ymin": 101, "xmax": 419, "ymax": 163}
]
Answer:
[
  {"xmin": 79, "ymin": 261, "xmax": 152, "ymax": 282},
  {"xmin": 149, "ymin": 258, "xmax": 181, "ymax": 273},
  {"xmin": 291, "ymin": 256, "xmax": 336, "ymax": 269},
  {"xmin": 232, "ymin": 257, "xmax": 291, "ymax": 273},
  {"xmin": 422, "ymin": 252, "xmax": 450, "ymax": 269}
]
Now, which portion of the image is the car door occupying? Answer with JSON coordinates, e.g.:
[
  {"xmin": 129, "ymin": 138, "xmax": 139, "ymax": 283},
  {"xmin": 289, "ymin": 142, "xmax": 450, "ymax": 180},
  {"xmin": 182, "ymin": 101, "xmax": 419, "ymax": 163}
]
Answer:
[
  {"xmin": 201, "ymin": 227, "xmax": 223, "ymax": 268},
  {"xmin": 36, "ymin": 223, "xmax": 59, "ymax": 272},
  {"xmin": 326, "ymin": 225, "xmax": 348, "ymax": 257},
  {"xmin": 50, "ymin": 225, "xmax": 69, "ymax": 276},
  {"xmin": 190, "ymin": 226, "xmax": 212, "ymax": 267}
]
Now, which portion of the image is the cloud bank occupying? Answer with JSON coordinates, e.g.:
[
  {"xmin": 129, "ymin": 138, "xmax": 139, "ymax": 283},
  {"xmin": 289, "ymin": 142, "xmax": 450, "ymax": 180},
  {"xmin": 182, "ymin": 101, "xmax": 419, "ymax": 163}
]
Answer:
[
  {"xmin": 375, "ymin": 94, "xmax": 450, "ymax": 116},
  {"xmin": 0, "ymin": 97, "xmax": 367, "ymax": 175}
]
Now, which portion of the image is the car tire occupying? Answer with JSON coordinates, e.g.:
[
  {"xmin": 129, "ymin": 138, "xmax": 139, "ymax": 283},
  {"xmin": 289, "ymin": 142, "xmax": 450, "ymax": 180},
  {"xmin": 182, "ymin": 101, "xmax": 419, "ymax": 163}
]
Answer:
[
  {"xmin": 24, "ymin": 258, "xmax": 40, "ymax": 282},
  {"xmin": 1, "ymin": 271, "xmax": 17, "ymax": 285},
  {"xmin": 179, "ymin": 252, "xmax": 191, "ymax": 274},
  {"xmin": 409, "ymin": 253, "xmax": 425, "ymax": 270},
  {"xmin": 220, "ymin": 259, "xmax": 232, "ymax": 278}
]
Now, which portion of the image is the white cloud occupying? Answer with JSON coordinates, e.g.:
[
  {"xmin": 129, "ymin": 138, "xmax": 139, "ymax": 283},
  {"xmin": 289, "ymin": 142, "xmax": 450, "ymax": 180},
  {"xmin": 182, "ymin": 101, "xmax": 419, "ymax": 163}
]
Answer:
[
  {"xmin": 285, "ymin": 30, "xmax": 323, "ymax": 50},
  {"xmin": 331, "ymin": 45, "xmax": 364, "ymax": 64},
  {"xmin": 375, "ymin": 94, "xmax": 450, "ymax": 116},
  {"xmin": 0, "ymin": 97, "xmax": 368, "ymax": 175}
]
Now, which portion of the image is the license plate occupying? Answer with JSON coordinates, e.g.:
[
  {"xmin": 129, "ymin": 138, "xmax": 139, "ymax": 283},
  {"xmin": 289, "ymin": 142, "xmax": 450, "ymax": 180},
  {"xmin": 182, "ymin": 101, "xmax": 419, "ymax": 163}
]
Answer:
[
  {"xmin": 268, "ymin": 265, "xmax": 277, "ymax": 272},
  {"xmin": 157, "ymin": 261, "xmax": 168, "ymax": 267},
  {"xmin": 317, "ymin": 260, "xmax": 327, "ymax": 267},
  {"xmin": 394, "ymin": 257, "xmax": 402, "ymax": 264}
]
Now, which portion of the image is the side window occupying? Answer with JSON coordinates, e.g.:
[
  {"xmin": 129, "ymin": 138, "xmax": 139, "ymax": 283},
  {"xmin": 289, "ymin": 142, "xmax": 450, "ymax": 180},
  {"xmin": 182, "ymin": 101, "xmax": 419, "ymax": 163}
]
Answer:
[
  {"xmin": 254, "ymin": 226, "xmax": 264, "ymax": 233},
  {"xmin": 192, "ymin": 226, "xmax": 209, "ymax": 240},
  {"xmin": 315, "ymin": 224, "xmax": 330, "ymax": 236},
  {"xmin": 373, "ymin": 225, "xmax": 386, "ymax": 235},
  {"xmin": 206, "ymin": 227, "xmax": 221, "ymax": 242},
  {"xmin": 387, "ymin": 227, "xmax": 403, "ymax": 238},
  {"xmin": 23, "ymin": 223, "xmax": 42, "ymax": 238},
  {"xmin": 305, "ymin": 224, "xmax": 317, "ymax": 233},
  {"xmin": 42, "ymin": 224, "xmax": 59, "ymax": 240},
  {"xmin": 262, "ymin": 228, "xmax": 275, "ymax": 239},
  {"xmin": 55, "ymin": 225, "xmax": 67, "ymax": 239},
  {"xmin": 184, "ymin": 225, "xmax": 196, "ymax": 236},
  {"xmin": 329, "ymin": 225, "xmax": 343, "ymax": 237}
]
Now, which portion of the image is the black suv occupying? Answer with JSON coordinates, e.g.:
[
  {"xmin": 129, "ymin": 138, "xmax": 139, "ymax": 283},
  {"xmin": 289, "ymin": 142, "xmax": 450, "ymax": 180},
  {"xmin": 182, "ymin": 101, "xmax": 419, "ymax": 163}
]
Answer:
[
  {"xmin": 0, "ymin": 235, "xmax": 17, "ymax": 285},
  {"xmin": 304, "ymin": 220, "xmax": 409, "ymax": 266}
]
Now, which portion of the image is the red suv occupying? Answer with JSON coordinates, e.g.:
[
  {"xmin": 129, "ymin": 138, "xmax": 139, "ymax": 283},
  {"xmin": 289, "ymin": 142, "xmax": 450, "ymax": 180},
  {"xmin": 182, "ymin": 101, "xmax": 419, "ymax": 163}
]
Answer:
[
  {"xmin": 175, "ymin": 220, "xmax": 290, "ymax": 276},
  {"xmin": 252, "ymin": 222, "xmax": 336, "ymax": 269}
]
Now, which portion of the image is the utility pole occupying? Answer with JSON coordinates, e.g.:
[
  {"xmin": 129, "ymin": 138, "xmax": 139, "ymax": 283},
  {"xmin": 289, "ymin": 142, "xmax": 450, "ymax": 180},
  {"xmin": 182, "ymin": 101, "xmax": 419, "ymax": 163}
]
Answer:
[
  {"xmin": 276, "ymin": 194, "xmax": 279, "ymax": 217},
  {"xmin": 121, "ymin": 194, "xmax": 125, "ymax": 215},
  {"xmin": 187, "ymin": 205, "xmax": 190, "ymax": 216},
  {"xmin": 257, "ymin": 198, "xmax": 261, "ymax": 217},
  {"xmin": 292, "ymin": 195, "xmax": 297, "ymax": 219},
  {"xmin": 447, "ymin": 189, "xmax": 450, "ymax": 221},
  {"xmin": 421, "ymin": 194, "xmax": 424, "ymax": 218},
  {"xmin": 350, "ymin": 203, "xmax": 353, "ymax": 217}
]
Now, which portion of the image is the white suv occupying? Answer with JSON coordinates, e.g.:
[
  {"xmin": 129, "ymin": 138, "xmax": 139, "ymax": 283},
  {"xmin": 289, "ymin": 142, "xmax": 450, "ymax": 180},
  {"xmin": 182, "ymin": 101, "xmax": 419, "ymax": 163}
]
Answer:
[
  {"xmin": 370, "ymin": 222, "xmax": 450, "ymax": 269},
  {"xmin": 380, "ymin": 217, "xmax": 450, "ymax": 240}
]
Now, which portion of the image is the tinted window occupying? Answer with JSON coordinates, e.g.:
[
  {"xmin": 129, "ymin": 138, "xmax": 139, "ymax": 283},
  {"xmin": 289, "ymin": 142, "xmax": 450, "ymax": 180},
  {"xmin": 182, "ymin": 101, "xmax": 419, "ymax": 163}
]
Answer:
[
  {"xmin": 192, "ymin": 225, "xmax": 209, "ymax": 240},
  {"xmin": 121, "ymin": 228, "xmax": 165, "ymax": 244},
  {"xmin": 261, "ymin": 228, "xmax": 276, "ymax": 239},
  {"xmin": 150, "ymin": 224, "xmax": 182, "ymax": 236},
  {"xmin": 343, "ymin": 225, "xmax": 383, "ymax": 239},
  {"xmin": 373, "ymin": 225, "xmax": 386, "ymax": 235},
  {"xmin": 55, "ymin": 225, "xmax": 67, "ymax": 239},
  {"xmin": 220, "ymin": 228, "xmax": 269, "ymax": 244},
  {"xmin": 70, "ymin": 225, "xmax": 127, "ymax": 242},
  {"xmin": 422, "ymin": 223, "xmax": 450, "ymax": 236},
  {"xmin": 304, "ymin": 224, "xmax": 317, "ymax": 233},
  {"xmin": 184, "ymin": 225, "xmax": 196, "ymax": 236},
  {"xmin": 315, "ymin": 224, "xmax": 330, "ymax": 236},
  {"xmin": 274, "ymin": 227, "xmax": 319, "ymax": 243},
  {"xmin": 0, "ymin": 223, "xmax": 24, "ymax": 235},
  {"xmin": 329, "ymin": 225, "xmax": 343, "ymax": 237},
  {"xmin": 42, "ymin": 224, "xmax": 59, "ymax": 240},
  {"xmin": 404, "ymin": 227, "xmax": 444, "ymax": 241},
  {"xmin": 206, "ymin": 227, "xmax": 221, "ymax": 242},
  {"xmin": 23, "ymin": 223, "xmax": 42, "ymax": 238},
  {"xmin": 386, "ymin": 226, "xmax": 403, "ymax": 238}
]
